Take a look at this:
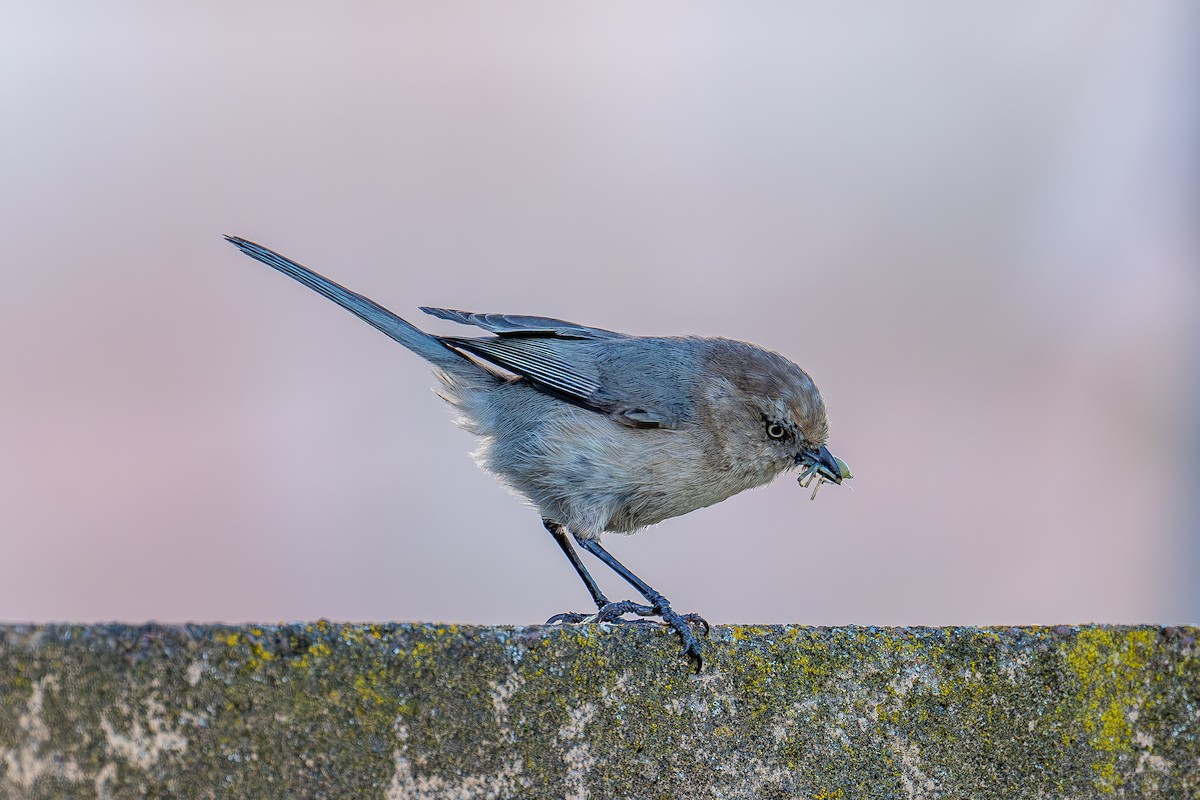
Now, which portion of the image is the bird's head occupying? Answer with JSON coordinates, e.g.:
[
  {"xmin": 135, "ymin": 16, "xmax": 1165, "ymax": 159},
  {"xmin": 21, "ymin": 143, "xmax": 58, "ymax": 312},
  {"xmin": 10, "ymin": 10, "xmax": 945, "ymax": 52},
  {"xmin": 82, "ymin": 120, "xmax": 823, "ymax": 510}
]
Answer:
[{"xmin": 702, "ymin": 340, "xmax": 851, "ymax": 498}]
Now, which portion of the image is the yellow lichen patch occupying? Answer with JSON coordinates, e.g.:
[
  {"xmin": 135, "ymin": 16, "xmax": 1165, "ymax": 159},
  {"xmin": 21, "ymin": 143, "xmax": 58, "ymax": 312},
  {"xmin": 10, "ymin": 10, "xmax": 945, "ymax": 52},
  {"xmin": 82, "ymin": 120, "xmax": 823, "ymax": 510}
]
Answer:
[
  {"xmin": 879, "ymin": 632, "xmax": 948, "ymax": 663},
  {"xmin": 218, "ymin": 630, "xmax": 276, "ymax": 671},
  {"xmin": 726, "ymin": 628, "xmax": 846, "ymax": 727},
  {"xmin": 337, "ymin": 627, "xmax": 364, "ymax": 646},
  {"xmin": 246, "ymin": 640, "xmax": 275, "ymax": 669},
  {"xmin": 730, "ymin": 626, "xmax": 758, "ymax": 642},
  {"xmin": 811, "ymin": 789, "xmax": 845, "ymax": 799},
  {"xmin": 1061, "ymin": 627, "xmax": 1159, "ymax": 794},
  {"xmin": 354, "ymin": 673, "xmax": 386, "ymax": 707}
]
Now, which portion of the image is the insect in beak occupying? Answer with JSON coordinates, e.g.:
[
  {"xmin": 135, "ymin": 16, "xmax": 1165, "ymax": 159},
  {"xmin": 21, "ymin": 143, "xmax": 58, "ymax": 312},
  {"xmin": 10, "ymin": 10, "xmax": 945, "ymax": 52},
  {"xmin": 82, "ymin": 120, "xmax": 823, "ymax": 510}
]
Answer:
[{"xmin": 796, "ymin": 446, "xmax": 852, "ymax": 500}]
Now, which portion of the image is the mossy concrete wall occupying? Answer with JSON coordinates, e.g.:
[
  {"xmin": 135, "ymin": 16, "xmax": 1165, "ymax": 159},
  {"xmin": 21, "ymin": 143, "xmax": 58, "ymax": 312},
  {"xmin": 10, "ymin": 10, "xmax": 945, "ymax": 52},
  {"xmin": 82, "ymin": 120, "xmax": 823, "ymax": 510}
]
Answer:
[{"xmin": 1, "ymin": 623, "xmax": 1197, "ymax": 799}]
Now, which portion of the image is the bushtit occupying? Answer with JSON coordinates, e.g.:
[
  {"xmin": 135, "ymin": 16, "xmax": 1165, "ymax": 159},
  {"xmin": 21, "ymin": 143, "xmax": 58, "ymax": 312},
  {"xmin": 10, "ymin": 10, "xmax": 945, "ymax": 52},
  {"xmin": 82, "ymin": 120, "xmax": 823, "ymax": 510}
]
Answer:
[{"xmin": 225, "ymin": 237, "xmax": 850, "ymax": 670}]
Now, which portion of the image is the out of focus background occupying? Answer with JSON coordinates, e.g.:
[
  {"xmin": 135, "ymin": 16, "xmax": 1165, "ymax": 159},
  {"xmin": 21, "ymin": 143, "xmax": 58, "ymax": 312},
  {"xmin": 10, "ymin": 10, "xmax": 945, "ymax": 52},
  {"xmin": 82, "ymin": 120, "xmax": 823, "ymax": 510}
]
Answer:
[{"xmin": 1, "ymin": 4, "xmax": 1196, "ymax": 627}]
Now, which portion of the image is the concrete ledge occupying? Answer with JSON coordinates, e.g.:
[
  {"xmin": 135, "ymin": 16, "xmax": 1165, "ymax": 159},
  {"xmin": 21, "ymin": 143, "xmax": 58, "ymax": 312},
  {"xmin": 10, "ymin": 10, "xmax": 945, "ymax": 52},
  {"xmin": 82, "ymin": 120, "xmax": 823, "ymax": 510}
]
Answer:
[{"xmin": 1, "ymin": 623, "xmax": 1197, "ymax": 798}]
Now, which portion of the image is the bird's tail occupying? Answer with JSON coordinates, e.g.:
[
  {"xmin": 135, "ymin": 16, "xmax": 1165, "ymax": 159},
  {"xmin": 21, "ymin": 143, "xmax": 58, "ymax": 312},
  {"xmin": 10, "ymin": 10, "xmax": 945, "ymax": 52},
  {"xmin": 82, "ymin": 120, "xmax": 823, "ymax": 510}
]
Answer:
[{"xmin": 223, "ymin": 236, "xmax": 487, "ymax": 387}]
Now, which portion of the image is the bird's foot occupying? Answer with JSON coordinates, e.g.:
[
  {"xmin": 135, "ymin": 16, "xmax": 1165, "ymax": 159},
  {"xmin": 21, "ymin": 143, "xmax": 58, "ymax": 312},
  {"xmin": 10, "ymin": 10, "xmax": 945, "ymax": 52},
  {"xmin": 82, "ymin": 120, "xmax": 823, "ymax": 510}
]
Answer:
[
  {"xmin": 547, "ymin": 600, "xmax": 710, "ymax": 672},
  {"xmin": 546, "ymin": 600, "xmax": 657, "ymax": 625},
  {"xmin": 677, "ymin": 612, "xmax": 710, "ymax": 636},
  {"xmin": 595, "ymin": 600, "xmax": 657, "ymax": 622},
  {"xmin": 654, "ymin": 603, "xmax": 708, "ymax": 672}
]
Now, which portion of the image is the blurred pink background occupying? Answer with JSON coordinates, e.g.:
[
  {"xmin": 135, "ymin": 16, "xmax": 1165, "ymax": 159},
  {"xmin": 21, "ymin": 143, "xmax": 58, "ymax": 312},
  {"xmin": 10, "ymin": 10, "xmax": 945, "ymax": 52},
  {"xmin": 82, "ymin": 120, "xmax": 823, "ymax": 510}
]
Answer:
[{"xmin": 1, "ymin": 4, "xmax": 1196, "ymax": 627}]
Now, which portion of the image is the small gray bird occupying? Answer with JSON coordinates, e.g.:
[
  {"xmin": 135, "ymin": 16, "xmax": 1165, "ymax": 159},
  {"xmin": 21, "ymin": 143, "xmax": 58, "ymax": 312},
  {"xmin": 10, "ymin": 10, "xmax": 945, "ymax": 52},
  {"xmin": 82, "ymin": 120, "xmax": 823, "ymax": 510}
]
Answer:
[{"xmin": 225, "ymin": 236, "xmax": 850, "ymax": 670}]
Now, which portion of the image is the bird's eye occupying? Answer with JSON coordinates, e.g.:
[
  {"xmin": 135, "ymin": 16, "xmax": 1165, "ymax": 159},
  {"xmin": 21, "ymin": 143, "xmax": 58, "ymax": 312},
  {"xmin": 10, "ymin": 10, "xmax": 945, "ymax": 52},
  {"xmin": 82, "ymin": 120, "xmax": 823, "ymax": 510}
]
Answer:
[{"xmin": 766, "ymin": 422, "xmax": 787, "ymax": 440}]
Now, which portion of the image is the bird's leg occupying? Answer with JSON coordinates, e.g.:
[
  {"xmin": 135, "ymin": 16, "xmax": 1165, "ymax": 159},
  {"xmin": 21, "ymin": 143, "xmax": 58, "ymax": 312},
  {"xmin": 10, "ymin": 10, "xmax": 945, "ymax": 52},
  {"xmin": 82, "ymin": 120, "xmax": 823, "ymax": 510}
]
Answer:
[
  {"xmin": 574, "ymin": 536, "xmax": 708, "ymax": 671},
  {"xmin": 544, "ymin": 519, "xmax": 607, "ymax": 609},
  {"xmin": 543, "ymin": 520, "xmax": 657, "ymax": 624}
]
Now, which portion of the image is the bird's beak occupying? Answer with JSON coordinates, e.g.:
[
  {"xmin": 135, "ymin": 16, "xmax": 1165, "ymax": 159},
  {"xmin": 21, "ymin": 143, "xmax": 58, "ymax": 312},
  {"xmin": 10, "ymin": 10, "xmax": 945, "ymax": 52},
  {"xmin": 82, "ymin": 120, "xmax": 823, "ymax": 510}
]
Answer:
[{"xmin": 797, "ymin": 445, "xmax": 850, "ymax": 485}]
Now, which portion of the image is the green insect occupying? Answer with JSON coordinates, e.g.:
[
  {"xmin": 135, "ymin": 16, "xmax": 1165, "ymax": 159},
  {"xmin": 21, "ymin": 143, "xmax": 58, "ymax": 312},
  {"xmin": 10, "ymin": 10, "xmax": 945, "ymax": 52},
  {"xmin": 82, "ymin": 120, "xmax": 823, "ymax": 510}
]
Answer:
[{"xmin": 798, "ymin": 454, "xmax": 853, "ymax": 500}]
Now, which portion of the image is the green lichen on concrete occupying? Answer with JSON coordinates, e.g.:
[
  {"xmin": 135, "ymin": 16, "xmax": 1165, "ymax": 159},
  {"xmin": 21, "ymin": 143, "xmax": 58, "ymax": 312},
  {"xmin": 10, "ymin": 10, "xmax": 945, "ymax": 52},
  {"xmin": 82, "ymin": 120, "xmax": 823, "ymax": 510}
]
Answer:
[
  {"xmin": 1057, "ymin": 627, "xmax": 1161, "ymax": 793},
  {"xmin": 0, "ymin": 623, "xmax": 1196, "ymax": 799}
]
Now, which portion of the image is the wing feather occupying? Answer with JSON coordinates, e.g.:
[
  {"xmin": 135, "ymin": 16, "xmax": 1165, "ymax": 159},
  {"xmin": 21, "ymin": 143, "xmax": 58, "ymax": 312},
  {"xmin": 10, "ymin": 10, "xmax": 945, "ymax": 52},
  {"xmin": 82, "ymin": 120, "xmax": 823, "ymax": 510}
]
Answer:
[
  {"xmin": 421, "ymin": 307, "xmax": 626, "ymax": 340},
  {"xmin": 431, "ymin": 311, "xmax": 687, "ymax": 429},
  {"xmin": 442, "ymin": 336, "xmax": 603, "ymax": 404}
]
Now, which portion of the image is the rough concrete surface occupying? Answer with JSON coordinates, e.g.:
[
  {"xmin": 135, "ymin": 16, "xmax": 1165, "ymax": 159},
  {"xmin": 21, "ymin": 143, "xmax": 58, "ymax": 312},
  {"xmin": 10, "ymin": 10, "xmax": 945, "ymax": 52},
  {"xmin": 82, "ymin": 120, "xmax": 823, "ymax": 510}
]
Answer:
[{"xmin": 0, "ymin": 623, "xmax": 1197, "ymax": 799}]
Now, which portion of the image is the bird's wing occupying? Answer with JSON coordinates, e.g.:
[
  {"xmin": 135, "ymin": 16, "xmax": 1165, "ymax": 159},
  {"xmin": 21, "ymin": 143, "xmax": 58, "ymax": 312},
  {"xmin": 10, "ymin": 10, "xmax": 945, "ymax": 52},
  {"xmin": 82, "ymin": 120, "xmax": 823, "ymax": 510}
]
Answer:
[
  {"xmin": 441, "ymin": 335, "xmax": 603, "ymax": 404},
  {"xmin": 440, "ymin": 334, "xmax": 686, "ymax": 428},
  {"xmin": 420, "ymin": 307, "xmax": 627, "ymax": 340}
]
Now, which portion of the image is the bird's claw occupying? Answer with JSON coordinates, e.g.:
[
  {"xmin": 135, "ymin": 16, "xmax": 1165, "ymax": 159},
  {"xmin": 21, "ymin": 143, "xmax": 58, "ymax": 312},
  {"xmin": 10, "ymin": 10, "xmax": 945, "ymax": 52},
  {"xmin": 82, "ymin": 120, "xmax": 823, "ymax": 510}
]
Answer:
[
  {"xmin": 678, "ymin": 612, "xmax": 711, "ymax": 636},
  {"xmin": 546, "ymin": 600, "xmax": 657, "ymax": 626},
  {"xmin": 595, "ymin": 600, "xmax": 657, "ymax": 621},
  {"xmin": 547, "ymin": 601, "xmax": 709, "ymax": 672},
  {"xmin": 655, "ymin": 604, "xmax": 706, "ymax": 672}
]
